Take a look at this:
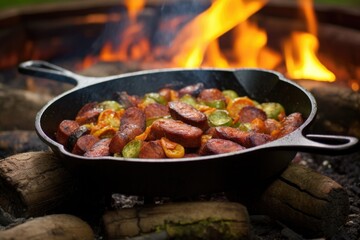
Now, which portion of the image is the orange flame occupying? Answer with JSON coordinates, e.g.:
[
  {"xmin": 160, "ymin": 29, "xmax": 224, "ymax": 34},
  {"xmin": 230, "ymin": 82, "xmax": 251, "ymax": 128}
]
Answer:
[
  {"xmin": 81, "ymin": 0, "xmax": 338, "ymax": 84},
  {"xmin": 167, "ymin": 0, "xmax": 267, "ymax": 67},
  {"xmin": 283, "ymin": 0, "xmax": 335, "ymax": 82}
]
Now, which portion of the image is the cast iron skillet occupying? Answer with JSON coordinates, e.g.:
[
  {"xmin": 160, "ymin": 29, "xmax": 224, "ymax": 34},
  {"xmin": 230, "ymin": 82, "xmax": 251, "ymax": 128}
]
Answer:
[{"xmin": 19, "ymin": 60, "xmax": 358, "ymax": 197}]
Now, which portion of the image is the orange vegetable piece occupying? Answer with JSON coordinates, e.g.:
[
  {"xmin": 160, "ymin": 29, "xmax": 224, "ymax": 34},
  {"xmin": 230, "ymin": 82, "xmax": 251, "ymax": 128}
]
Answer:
[
  {"xmin": 226, "ymin": 97, "xmax": 254, "ymax": 119},
  {"xmin": 160, "ymin": 137, "xmax": 185, "ymax": 158}
]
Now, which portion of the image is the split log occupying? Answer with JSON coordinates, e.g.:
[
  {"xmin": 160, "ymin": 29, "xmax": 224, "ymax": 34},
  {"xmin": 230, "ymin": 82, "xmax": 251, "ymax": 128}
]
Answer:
[
  {"xmin": 102, "ymin": 201, "xmax": 250, "ymax": 240},
  {"xmin": 0, "ymin": 84, "xmax": 52, "ymax": 131},
  {"xmin": 310, "ymin": 86, "xmax": 360, "ymax": 138},
  {"xmin": 246, "ymin": 163, "xmax": 350, "ymax": 238},
  {"xmin": 0, "ymin": 151, "xmax": 76, "ymax": 218},
  {"xmin": 0, "ymin": 214, "xmax": 94, "ymax": 240}
]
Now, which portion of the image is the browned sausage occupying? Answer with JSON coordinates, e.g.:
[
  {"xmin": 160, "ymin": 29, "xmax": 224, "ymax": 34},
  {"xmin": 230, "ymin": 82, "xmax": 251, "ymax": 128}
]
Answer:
[
  {"xmin": 119, "ymin": 107, "xmax": 146, "ymax": 131},
  {"xmin": 84, "ymin": 138, "xmax": 112, "ymax": 157},
  {"xmin": 168, "ymin": 101, "xmax": 209, "ymax": 131},
  {"xmin": 199, "ymin": 138, "xmax": 245, "ymax": 155},
  {"xmin": 67, "ymin": 125, "xmax": 90, "ymax": 150},
  {"xmin": 197, "ymin": 88, "xmax": 226, "ymax": 102},
  {"xmin": 276, "ymin": 112, "xmax": 304, "ymax": 138},
  {"xmin": 109, "ymin": 107, "xmax": 146, "ymax": 154},
  {"xmin": 75, "ymin": 102, "xmax": 102, "ymax": 125},
  {"xmin": 211, "ymin": 126, "xmax": 251, "ymax": 148},
  {"xmin": 144, "ymin": 103, "xmax": 170, "ymax": 120},
  {"xmin": 212, "ymin": 126, "xmax": 272, "ymax": 148},
  {"xmin": 72, "ymin": 134, "xmax": 99, "ymax": 155},
  {"xmin": 147, "ymin": 119, "xmax": 203, "ymax": 148},
  {"xmin": 56, "ymin": 120, "xmax": 80, "ymax": 146},
  {"xmin": 238, "ymin": 106, "xmax": 267, "ymax": 123},
  {"xmin": 139, "ymin": 140, "xmax": 166, "ymax": 159},
  {"xmin": 248, "ymin": 132, "xmax": 272, "ymax": 146},
  {"xmin": 116, "ymin": 91, "xmax": 141, "ymax": 108},
  {"xmin": 264, "ymin": 118, "xmax": 281, "ymax": 135},
  {"xmin": 178, "ymin": 83, "xmax": 204, "ymax": 97}
]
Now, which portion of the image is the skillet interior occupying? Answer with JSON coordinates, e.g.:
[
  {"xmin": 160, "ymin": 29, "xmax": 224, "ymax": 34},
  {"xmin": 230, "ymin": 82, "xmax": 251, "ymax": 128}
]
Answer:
[{"xmin": 37, "ymin": 68, "xmax": 314, "ymax": 196}]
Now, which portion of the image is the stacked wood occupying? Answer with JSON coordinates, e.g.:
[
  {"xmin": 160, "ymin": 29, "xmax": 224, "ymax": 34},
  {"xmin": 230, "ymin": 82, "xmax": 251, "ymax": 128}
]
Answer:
[
  {"xmin": 247, "ymin": 162, "xmax": 350, "ymax": 238},
  {"xmin": 0, "ymin": 214, "xmax": 94, "ymax": 240},
  {"xmin": 0, "ymin": 151, "xmax": 76, "ymax": 218},
  {"xmin": 0, "ymin": 84, "xmax": 52, "ymax": 131},
  {"xmin": 103, "ymin": 201, "xmax": 250, "ymax": 240},
  {"xmin": 0, "ymin": 151, "xmax": 350, "ymax": 239}
]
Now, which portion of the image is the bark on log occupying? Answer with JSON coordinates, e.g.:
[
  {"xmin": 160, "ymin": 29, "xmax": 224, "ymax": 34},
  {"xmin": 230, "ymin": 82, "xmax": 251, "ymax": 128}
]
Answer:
[
  {"xmin": 102, "ymin": 201, "xmax": 250, "ymax": 240},
  {"xmin": 310, "ymin": 86, "xmax": 360, "ymax": 138},
  {"xmin": 0, "ymin": 151, "xmax": 76, "ymax": 218},
  {"xmin": 0, "ymin": 84, "xmax": 52, "ymax": 131},
  {"xmin": 247, "ymin": 163, "xmax": 350, "ymax": 238},
  {"xmin": 0, "ymin": 214, "xmax": 94, "ymax": 240}
]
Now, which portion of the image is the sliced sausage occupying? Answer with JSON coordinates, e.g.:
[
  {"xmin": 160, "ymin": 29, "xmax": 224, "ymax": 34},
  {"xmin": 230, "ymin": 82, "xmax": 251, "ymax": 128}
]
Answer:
[
  {"xmin": 72, "ymin": 134, "xmax": 99, "ymax": 155},
  {"xmin": 197, "ymin": 88, "xmax": 226, "ymax": 102},
  {"xmin": 56, "ymin": 120, "xmax": 80, "ymax": 146},
  {"xmin": 147, "ymin": 119, "xmax": 203, "ymax": 148},
  {"xmin": 116, "ymin": 91, "xmax": 141, "ymax": 108},
  {"xmin": 238, "ymin": 106, "xmax": 267, "ymax": 123},
  {"xmin": 178, "ymin": 83, "xmax": 204, "ymax": 97},
  {"xmin": 144, "ymin": 103, "xmax": 170, "ymax": 120},
  {"xmin": 67, "ymin": 125, "xmax": 90, "ymax": 150},
  {"xmin": 84, "ymin": 138, "xmax": 112, "ymax": 157},
  {"xmin": 75, "ymin": 102, "xmax": 102, "ymax": 125},
  {"xmin": 248, "ymin": 132, "xmax": 272, "ymax": 147},
  {"xmin": 139, "ymin": 140, "xmax": 166, "ymax": 159},
  {"xmin": 276, "ymin": 112, "xmax": 304, "ymax": 138},
  {"xmin": 168, "ymin": 101, "xmax": 209, "ymax": 131},
  {"xmin": 264, "ymin": 118, "xmax": 282, "ymax": 136},
  {"xmin": 199, "ymin": 138, "xmax": 245, "ymax": 155},
  {"xmin": 212, "ymin": 126, "xmax": 251, "ymax": 148},
  {"xmin": 109, "ymin": 107, "xmax": 146, "ymax": 154},
  {"xmin": 120, "ymin": 107, "xmax": 146, "ymax": 131}
]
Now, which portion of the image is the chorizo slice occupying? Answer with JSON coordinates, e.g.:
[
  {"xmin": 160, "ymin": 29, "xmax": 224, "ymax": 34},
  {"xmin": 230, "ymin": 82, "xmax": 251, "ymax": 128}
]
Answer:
[
  {"xmin": 178, "ymin": 83, "xmax": 204, "ymax": 97},
  {"xmin": 109, "ymin": 107, "xmax": 146, "ymax": 154},
  {"xmin": 197, "ymin": 88, "xmax": 226, "ymax": 102},
  {"xmin": 212, "ymin": 126, "xmax": 272, "ymax": 148},
  {"xmin": 67, "ymin": 125, "xmax": 90, "ymax": 150},
  {"xmin": 116, "ymin": 91, "xmax": 141, "ymax": 108},
  {"xmin": 199, "ymin": 138, "xmax": 245, "ymax": 155},
  {"xmin": 75, "ymin": 102, "xmax": 102, "ymax": 125},
  {"xmin": 139, "ymin": 140, "xmax": 166, "ymax": 159},
  {"xmin": 56, "ymin": 120, "xmax": 80, "ymax": 146},
  {"xmin": 144, "ymin": 103, "xmax": 170, "ymax": 120},
  {"xmin": 84, "ymin": 138, "xmax": 112, "ymax": 157},
  {"xmin": 147, "ymin": 119, "xmax": 203, "ymax": 148},
  {"xmin": 276, "ymin": 112, "xmax": 304, "ymax": 138},
  {"xmin": 212, "ymin": 126, "xmax": 251, "ymax": 148},
  {"xmin": 72, "ymin": 134, "xmax": 99, "ymax": 155},
  {"xmin": 168, "ymin": 101, "xmax": 209, "ymax": 131},
  {"xmin": 238, "ymin": 106, "xmax": 267, "ymax": 123}
]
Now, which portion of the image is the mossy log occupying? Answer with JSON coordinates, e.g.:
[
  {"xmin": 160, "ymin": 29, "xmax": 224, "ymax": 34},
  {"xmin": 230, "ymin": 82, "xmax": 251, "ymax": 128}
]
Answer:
[{"xmin": 102, "ymin": 201, "xmax": 250, "ymax": 240}]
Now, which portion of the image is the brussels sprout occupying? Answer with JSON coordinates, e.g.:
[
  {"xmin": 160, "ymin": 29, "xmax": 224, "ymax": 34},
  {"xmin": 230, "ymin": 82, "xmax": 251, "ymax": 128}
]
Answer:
[
  {"xmin": 208, "ymin": 110, "xmax": 232, "ymax": 127},
  {"xmin": 98, "ymin": 100, "xmax": 123, "ymax": 111},
  {"xmin": 222, "ymin": 90, "xmax": 239, "ymax": 100},
  {"xmin": 180, "ymin": 94, "xmax": 198, "ymax": 107},
  {"xmin": 122, "ymin": 139, "xmax": 142, "ymax": 158},
  {"xmin": 261, "ymin": 102, "xmax": 285, "ymax": 120}
]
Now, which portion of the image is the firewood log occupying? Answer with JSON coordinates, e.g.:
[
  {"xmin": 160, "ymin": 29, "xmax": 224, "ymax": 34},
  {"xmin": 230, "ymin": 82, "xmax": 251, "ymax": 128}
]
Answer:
[
  {"xmin": 246, "ymin": 162, "xmax": 349, "ymax": 238},
  {"xmin": 0, "ymin": 214, "xmax": 94, "ymax": 240},
  {"xmin": 0, "ymin": 84, "xmax": 52, "ymax": 131},
  {"xmin": 0, "ymin": 151, "xmax": 76, "ymax": 218},
  {"xmin": 102, "ymin": 201, "xmax": 250, "ymax": 240}
]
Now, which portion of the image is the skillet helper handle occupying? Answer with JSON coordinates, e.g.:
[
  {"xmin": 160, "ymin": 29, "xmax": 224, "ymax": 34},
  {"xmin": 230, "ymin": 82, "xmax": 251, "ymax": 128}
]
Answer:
[
  {"xmin": 18, "ymin": 60, "xmax": 84, "ymax": 86},
  {"xmin": 278, "ymin": 133, "xmax": 359, "ymax": 155}
]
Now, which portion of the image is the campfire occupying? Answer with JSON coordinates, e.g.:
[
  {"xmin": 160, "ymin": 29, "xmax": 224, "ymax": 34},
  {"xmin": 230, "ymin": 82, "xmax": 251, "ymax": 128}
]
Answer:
[{"xmin": 0, "ymin": 0, "xmax": 359, "ymax": 239}]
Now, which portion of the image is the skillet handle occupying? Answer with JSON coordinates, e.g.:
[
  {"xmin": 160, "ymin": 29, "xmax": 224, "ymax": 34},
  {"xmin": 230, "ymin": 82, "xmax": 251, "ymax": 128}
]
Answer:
[
  {"xmin": 18, "ymin": 60, "xmax": 90, "ymax": 86},
  {"xmin": 275, "ymin": 132, "xmax": 359, "ymax": 155}
]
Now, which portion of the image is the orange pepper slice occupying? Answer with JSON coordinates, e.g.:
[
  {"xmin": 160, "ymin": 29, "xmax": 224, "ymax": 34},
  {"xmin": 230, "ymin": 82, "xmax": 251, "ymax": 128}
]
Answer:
[
  {"xmin": 226, "ymin": 96, "xmax": 254, "ymax": 119},
  {"xmin": 160, "ymin": 137, "xmax": 185, "ymax": 158},
  {"xmin": 135, "ymin": 126, "xmax": 152, "ymax": 141}
]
